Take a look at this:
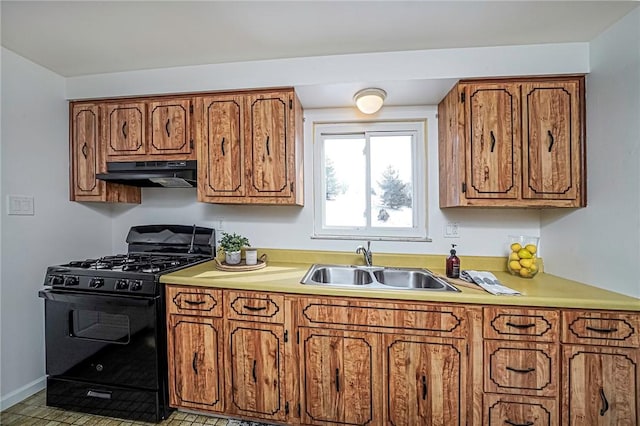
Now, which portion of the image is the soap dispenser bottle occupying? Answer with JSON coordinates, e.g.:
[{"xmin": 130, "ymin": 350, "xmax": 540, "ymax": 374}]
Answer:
[{"xmin": 446, "ymin": 244, "xmax": 460, "ymax": 278}]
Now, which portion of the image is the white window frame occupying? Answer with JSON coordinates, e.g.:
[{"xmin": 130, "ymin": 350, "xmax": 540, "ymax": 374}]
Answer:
[{"xmin": 313, "ymin": 120, "xmax": 428, "ymax": 241}]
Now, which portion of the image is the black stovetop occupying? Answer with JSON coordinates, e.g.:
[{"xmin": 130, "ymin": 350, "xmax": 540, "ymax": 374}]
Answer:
[{"xmin": 43, "ymin": 225, "xmax": 215, "ymax": 296}]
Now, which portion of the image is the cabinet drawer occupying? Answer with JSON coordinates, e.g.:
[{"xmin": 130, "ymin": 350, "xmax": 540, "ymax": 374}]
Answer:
[
  {"xmin": 484, "ymin": 307, "xmax": 559, "ymax": 342},
  {"xmin": 562, "ymin": 311, "xmax": 640, "ymax": 347},
  {"xmin": 224, "ymin": 290, "xmax": 284, "ymax": 323},
  {"xmin": 297, "ymin": 296, "xmax": 468, "ymax": 337},
  {"xmin": 485, "ymin": 341, "xmax": 558, "ymax": 397},
  {"xmin": 484, "ymin": 394, "xmax": 558, "ymax": 426},
  {"xmin": 166, "ymin": 285, "xmax": 222, "ymax": 317}
]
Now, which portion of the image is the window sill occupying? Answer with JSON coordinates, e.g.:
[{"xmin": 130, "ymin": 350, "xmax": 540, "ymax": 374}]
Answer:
[{"xmin": 311, "ymin": 234, "xmax": 433, "ymax": 242}]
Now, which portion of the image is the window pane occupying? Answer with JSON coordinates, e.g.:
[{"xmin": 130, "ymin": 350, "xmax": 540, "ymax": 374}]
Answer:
[
  {"xmin": 324, "ymin": 138, "xmax": 366, "ymax": 227},
  {"xmin": 370, "ymin": 135, "xmax": 413, "ymax": 228}
]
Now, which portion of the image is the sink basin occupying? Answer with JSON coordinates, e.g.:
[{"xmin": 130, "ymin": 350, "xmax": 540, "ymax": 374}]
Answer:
[
  {"xmin": 309, "ymin": 266, "xmax": 374, "ymax": 285},
  {"xmin": 301, "ymin": 264, "xmax": 459, "ymax": 292},
  {"xmin": 373, "ymin": 269, "xmax": 450, "ymax": 289}
]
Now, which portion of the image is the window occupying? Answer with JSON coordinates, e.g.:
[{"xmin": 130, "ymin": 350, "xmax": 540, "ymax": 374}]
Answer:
[{"xmin": 313, "ymin": 121, "xmax": 427, "ymax": 240}]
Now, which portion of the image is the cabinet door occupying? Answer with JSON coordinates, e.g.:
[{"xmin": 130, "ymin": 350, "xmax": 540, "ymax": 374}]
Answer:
[
  {"xmin": 226, "ymin": 321, "xmax": 286, "ymax": 421},
  {"xmin": 71, "ymin": 104, "xmax": 102, "ymax": 198},
  {"xmin": 196, "ymin": 95, "xmax": 245, "ymax": 199},
  {"xmin": 299, "ymin": 327, "xmax": 382, "ymax": 426},
  {"xmin": 522, "ymin": 81, "xmax": 582, "ymax": 202},
  {"xmin": 385, "ymin": 335, "xmax": 466, "ymax": 426},
  {"xmin": 563, "ymin": 345, "xmax": 638, "ymax": 425},
  {"xmin": 245, "ymin": 92, "xmax": 293, "ymax": 199},
  {"xmin": 148, "ymin": 99, "xmax": 192, "ymax": 156},
  {"xmin": 104, "ymin": 102, "xmax": 146, "ymax": 157},
  {"xmin": 167, "ymin": 315, "xmax": 224, "ymax": 412},
  {"xmin": 462, "ymin": 83, "xmax": 521, "ymax": 200}
]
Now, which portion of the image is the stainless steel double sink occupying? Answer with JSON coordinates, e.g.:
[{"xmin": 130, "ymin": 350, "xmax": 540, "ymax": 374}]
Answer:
[{"xmin": 300, "ymin": 264, "xmax": 460, "ymax": 292}]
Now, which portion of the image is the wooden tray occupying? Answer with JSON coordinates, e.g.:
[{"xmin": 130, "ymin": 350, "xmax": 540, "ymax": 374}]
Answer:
[{"xmin": 214, "ymin": 255, "xmax": 267, "ymax": 272}]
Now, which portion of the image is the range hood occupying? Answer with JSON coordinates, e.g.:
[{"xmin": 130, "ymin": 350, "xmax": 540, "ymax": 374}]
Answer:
[{"xmin": 96, "ymin": 160, "xmax": 197, "ymax": 188}]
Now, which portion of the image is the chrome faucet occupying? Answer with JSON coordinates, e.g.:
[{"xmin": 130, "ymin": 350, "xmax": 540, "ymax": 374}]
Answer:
[{"xmin": 356, "ymin": 241, "xmax": 373, "ymax": 266}]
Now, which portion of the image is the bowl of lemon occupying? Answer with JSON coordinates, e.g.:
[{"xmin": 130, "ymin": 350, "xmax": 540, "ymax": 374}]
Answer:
[{"xmin": 507, "ymin": 236, "xmax": 540, "ymax": 278}]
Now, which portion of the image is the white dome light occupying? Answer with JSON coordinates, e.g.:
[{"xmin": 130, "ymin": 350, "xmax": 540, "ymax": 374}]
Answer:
[{"xmin": 354, "ymin": 88, "xmax": 387, "ymax": 114}]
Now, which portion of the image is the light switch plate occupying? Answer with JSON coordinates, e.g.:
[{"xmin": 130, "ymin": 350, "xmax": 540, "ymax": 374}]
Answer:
[
  {"xmin": 7, "ymin": 195, "xmax": 35, "ymax": 216},
  {"xmin": 444, "ymin": 222, "xmax": 459, "ymax": 238}
]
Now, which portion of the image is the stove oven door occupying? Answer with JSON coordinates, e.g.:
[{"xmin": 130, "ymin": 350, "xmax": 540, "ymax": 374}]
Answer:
[{"xmin": 39, "ymin": 290, "xmax": 161, "ymax": 391}]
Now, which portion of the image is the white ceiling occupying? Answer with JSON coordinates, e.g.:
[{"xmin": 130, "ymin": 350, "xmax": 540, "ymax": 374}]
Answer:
[{"xmin": 1, "ymin": 1, "xmax": 638, "ymax": 107}]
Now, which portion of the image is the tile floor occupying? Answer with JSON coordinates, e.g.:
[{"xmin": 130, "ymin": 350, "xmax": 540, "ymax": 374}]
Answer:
[{"xmin": 0, "ymin": 391, "xmax": 275, "ymax": 426}]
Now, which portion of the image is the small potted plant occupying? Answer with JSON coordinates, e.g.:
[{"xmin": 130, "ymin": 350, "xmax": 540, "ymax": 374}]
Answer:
[{"xmin": 218, "ymin": 232, "xmax": 250, "ymax": 265}]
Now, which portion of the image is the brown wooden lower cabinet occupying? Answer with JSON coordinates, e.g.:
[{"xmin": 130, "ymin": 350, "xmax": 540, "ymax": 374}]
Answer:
[
  {"xmin": 384, "ymin": 335, "xmax": 466, "ymax": 426},
  {"xmin": 166, "ymin": 315, "xmax": 224, "ymax": 412},
  {"xmin": 299, "ymin": 327, "xmax": 382, "ymax": 426},
  {"xmin": 164, "ymin": 285, "xmax": 639, "ymax": 426},
  {"xmin": 226, "ymin": 320, "xmax": 287, "ymax": 421},
  {"xmin": 562, "ymin": 345, "xmax": 639, "ymax": 426}
]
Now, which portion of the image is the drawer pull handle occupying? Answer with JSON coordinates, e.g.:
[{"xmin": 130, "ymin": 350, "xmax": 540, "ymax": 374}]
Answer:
[
  {"xmin": 81, "ymin": 142, "xmax": 89, "ymax": 159},
  {"xmin": 586, "ymin": 325, "xmax": 618, "ymax": 334},
  {"xmin": 243, "ymin": 305, "xmax": 268, "ymax": 312},
  {"xmin": 421, "ymin": 375, "xmax": 428, "ymax": 400},
  {"xmin": 505, "ymin": 420, "xmax": 533, "ymax": 426},
  {"xmin": 506, "ymin": 366, "xmax": 535, "ymax": 374},
  {"xmin": 192, "ymin": 352, "xmax": 198, "ymax": 375},
  {"xmin": 221, "ymin": 137, "xmax": 225, "ymax": 156},
  {"xmin": 335, "ymin": 368, "xmax": 340, "ymax": 392},
  {"xmin": 87, "ymin": 390, "xmax": 112, "ymax": 400},
  {"xmin": 547, "ymin": 130, "xmax": 554, "ymax": 152},
  {"xmin": 183, "ymin": 299, "xmax": 206, "ymax": 305},
  {"xmin": 252, "ymin": 360, "xmax": 257, "ymax": 382},
  {"xmin": 266, "ymin": 135, "xmax": 270, "ymax": 156},
  {"xmin": 506, "ymin": 321, "xmax": 536, "ymax": 329},
  {"xmin": 165, "ymin": 119, "xmax": 170, "ymax": 137},
  {"xmin": 599, "ymin": 387, "xmax": 609, "ymax": 416},
  {"xmin": 122, "ymin": 121, "xmax": 127, "ymax": 139}
]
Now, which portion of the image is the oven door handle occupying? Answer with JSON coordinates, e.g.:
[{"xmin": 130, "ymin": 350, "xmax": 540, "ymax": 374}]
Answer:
[{"xmin": 38, "ymin": 289, "xmax": 156, "ymax": 307}]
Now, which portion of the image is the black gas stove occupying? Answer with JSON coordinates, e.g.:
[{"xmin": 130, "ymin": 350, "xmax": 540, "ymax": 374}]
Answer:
[{"xmin": 39, "ymin": 224, "xmax": 215, "ymax": 422}]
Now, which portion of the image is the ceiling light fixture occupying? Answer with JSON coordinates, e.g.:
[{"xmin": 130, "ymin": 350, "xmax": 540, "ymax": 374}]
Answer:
[{"xmin": 354, "ymin": 88, "xmax": 387, "ymax": 114}]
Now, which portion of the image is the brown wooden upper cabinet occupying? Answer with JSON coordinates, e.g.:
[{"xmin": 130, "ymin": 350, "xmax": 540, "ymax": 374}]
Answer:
[
  {"xmin": 69, "ymin": 102, "xmax": 141, "ymax": 203},
  {"xmin": 438, "ymin": 76, "xmax": 585, "ymax": 208},
  {"xmin": 195, "ymin": 89, "xmax": 304, "ymax": 205},
  {"xmin": 103, "ymin": 98, "xmax": 194, "ymax": 161}
]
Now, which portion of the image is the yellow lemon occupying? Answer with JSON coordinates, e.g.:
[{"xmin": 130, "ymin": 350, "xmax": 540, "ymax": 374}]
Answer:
[
  {"xmin": 509, "ymin": 252, "xmax": 520, "ymax": 261},
  {"xmin": 519, "ymin": 258, "xmax": 533, "ymax": 268},
  {"xmin": 517, "ymin": 249, "xmax": 533, "ymax": 259},
  {"xmin": 519, "ymin": 267, "xmax": 531, "ymax": 277},
  {"xmin": 509, "ymin": 260, "xmax": 522, "ymax": 271},
  {"xmin": 525, "ymin": 244, "xmax": 538, "ymax": 254},
  {"xmin": 510, "ymin": 243, "xmax": 522, "ymax": 252},
  {"xmin": 530, "ymin": 264, "xmax": 538, "ymax": 273}
]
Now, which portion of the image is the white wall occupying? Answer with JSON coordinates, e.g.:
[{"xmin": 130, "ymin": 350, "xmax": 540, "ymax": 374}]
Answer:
[
  {"xmin": 0, "ymin": 48, "xmax": 114, "ymax": 408},
  {"xmin": 111, "ymin": 106, "xmax": 541, "ymax": 257},
  {"xmin": 87, "ymin": 43, "xmax": 589, "ymax": 257},
  {"xmin": 541, "ymin": 8, "xmax": 640, "ymax": 298},
  {"xmin": 66, "ymin": 43, "xmax": 589, "ymax": 99}
]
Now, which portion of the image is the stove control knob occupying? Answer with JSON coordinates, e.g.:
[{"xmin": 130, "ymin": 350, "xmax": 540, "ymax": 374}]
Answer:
[
  {"xmin": 130, "ymin": 280, "xmax": 143, "ymax": 291},
  {"xmin": 115, "ymin": 279, "xmax": 129, "ymax": 290},
  {"xmin": 64, "ymin": 276, "xmax": 79, "ymax": 286},
  {"xmin": 49, "ymin": 275, "xmax": 64, "ymax": 286},
  {"xmin": 89, "ymin": 278, "xmax": 104, "ymax": 288}
]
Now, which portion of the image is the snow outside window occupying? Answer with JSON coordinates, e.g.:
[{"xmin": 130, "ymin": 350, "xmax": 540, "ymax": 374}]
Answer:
[{"xmin": 313, "ymin": 121, "xmax": 427, "ymax": 240}]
